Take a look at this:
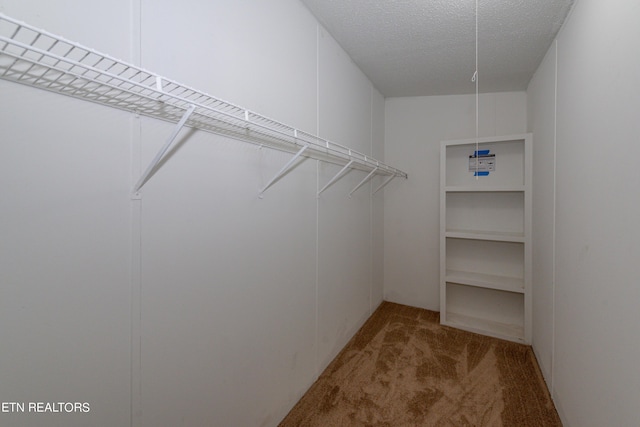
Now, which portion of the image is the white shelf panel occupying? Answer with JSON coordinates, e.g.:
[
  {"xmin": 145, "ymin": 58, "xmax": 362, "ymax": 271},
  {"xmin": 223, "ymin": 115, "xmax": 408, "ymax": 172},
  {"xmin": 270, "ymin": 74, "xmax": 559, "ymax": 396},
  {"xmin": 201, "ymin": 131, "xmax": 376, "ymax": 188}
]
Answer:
[
  {"xmin": 444, "ymin": 140, "xmax": 525, "ymax": 187},
  {"xmin": 443, "ymin": 312, "xmax": 525, "ymax": 343},
  {"xmin": 445, "ymin": 238, "xmax": 525, "ymax": 280},
  {"xmin": 0, "ymin": 13, "xmax": 407, "ymax": 193},
  {"xmin": 446, "ymin": 191, "xmax": 524, "ymax": 237},
  {"xmin": 446, "ymin": 270, "xmax": 524, "ymax": 293},
  {"xmin": 445, "ymin": 186, "xmax": 525, "ymax": 192},
  {"xmin": 445, "ymin": 229, "xmax": 525, "ymax": 242},
  {"xmin": 442, "ymin": 134, "xmax": 529, "ymax": 146}
]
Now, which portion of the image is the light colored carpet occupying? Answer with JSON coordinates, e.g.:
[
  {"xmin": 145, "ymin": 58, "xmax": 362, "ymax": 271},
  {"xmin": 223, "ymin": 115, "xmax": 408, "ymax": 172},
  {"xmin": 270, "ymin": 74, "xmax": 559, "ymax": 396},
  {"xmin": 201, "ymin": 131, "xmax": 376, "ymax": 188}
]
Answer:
[{"xmin": 280, "ymin": 302, "xmax": 561, "ymax": 426}]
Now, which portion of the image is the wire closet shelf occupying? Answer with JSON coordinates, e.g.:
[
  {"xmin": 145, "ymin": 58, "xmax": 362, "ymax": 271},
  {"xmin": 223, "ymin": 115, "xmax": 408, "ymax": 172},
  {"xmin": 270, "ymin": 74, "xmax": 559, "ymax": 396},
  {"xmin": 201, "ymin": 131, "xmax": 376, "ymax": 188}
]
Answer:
[{"xmin": 0, "ymin": 13, "xmax": 407, "ymax": 195}]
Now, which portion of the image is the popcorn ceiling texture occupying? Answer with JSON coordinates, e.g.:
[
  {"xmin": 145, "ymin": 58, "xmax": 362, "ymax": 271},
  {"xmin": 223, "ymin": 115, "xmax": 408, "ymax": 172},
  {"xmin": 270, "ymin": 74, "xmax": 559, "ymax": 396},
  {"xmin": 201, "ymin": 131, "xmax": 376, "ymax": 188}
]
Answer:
[{"xmin": 300, "ymin": 0, "xmax": 574, "ymax": 97}]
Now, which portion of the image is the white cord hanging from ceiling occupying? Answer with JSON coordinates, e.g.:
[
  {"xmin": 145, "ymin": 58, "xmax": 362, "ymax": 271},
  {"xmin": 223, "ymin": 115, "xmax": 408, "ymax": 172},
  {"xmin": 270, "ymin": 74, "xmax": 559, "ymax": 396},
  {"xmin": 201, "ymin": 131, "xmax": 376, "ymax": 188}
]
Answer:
[{"xmin": 472, "ymin": 0, "xmax": 479, "ymax": 179}]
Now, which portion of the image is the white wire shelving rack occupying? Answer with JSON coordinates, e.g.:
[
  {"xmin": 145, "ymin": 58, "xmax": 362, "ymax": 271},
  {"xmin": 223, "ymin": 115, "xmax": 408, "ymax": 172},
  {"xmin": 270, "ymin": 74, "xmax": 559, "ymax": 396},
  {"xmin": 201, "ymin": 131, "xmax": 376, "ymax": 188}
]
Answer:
[{"xmin": 0, "ymin": 13, "xmax": 407, "ymax": 197}]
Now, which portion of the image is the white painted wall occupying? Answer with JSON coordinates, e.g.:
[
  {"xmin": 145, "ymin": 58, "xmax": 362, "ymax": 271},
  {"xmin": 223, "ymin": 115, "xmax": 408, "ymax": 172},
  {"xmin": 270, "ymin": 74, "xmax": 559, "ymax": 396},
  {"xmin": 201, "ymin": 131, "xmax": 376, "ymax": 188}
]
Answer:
[
  {"xmin": 0, "ymin": 1, "xmax": 387, "ymax": 426},
  {"xmin": 316, "ymin": 29, "xmax": 377, "ymax": 370},
  {"xmin": 371, "ymin": 88, "xmax": 386, "ymax": 308},
  {"xmin": 527, "ymin": 41, "xmax": 557, "ymax": 384},
  {"xmin": 527, "ymin": 0, "xmax": 640, "ymax": 425},
  {"xmin": 384, "ymin": 92, "xmax": 527, "ymax": 310},
  {"xmin": 0, "ymin": 2, "xmax": 133, "ymax": 427}
]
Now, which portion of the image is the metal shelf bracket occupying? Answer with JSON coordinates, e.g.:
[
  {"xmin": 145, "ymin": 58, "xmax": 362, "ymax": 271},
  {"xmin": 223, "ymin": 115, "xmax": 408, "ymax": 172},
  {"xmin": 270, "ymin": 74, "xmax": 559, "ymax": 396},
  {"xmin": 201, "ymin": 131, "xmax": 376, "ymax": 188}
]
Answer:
[
  {"xmin": 132, "ymin": 104, "xmax": 196, "ymax": 195},
  {"xmin": 318, "ymin": 160, "xmax": 354, "ymax": 197},
  {"xmin": 349, "ymin": 167, "xmax": 378, "ymax": 197},
  {"xmin": 259, "ymin": 144, "xmax": 309, "ymax": 198},
  {"xmin": 373, "ymin": 175, "xmax": 396, "ymax": 195}
]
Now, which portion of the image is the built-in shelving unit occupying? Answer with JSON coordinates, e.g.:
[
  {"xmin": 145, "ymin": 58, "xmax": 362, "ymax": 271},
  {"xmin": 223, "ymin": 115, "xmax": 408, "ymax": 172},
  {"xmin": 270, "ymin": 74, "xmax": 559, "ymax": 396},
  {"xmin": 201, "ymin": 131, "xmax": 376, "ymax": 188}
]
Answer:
[
  {"xmin": 0, "ymin": 13, "xmax": 407, "ymax": 196},
  {"xmin": 440, "ymin": 134, "xmax": 532, "ymax": 343}
]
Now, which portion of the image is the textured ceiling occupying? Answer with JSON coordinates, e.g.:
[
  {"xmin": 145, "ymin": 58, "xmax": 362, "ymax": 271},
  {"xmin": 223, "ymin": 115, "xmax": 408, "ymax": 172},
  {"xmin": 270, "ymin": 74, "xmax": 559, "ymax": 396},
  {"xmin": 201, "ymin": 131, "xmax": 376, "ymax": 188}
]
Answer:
[{"xmin": 300, "ymin": 0, "xmax": 574, "ymax": 97}]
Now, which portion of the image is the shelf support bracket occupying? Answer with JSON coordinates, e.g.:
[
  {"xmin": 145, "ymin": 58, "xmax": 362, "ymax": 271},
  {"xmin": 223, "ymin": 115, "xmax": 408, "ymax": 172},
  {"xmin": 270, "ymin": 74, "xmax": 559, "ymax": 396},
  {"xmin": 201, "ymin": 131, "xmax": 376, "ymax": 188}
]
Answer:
[
  {"xmin": 373, "ymin": 174, "xmax": 396, "ymax": 195},
  {"xmin": 349, "ymin": 167, "xmax": 378, "ymax": 197},
  {"xmin": 132, "ymin": 104, "xmax": 196, "ymax": 195},
  {"xmin": 259, "ymin": 144, "xmax": 309, "ymax": 197},
  {"xmin": 318, "ymin": 160, "xmax": 354, "ymax": 196}
]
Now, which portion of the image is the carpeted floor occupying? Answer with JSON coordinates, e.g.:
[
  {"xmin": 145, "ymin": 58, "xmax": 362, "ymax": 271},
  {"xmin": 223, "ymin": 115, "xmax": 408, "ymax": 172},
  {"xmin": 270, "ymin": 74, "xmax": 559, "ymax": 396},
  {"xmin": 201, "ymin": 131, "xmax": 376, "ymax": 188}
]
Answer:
[{"xmin": 279, "ymin": 301, "xmax": 561, "ymax": 426}]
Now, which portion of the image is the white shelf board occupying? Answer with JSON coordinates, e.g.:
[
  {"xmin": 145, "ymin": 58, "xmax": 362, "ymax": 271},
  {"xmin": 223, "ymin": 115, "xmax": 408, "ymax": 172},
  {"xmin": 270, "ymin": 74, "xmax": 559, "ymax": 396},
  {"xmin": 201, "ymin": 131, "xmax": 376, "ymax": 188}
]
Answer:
[
  {"xmin": 445, "ymin": 270, "xmax": 524, "ymax": 293},
  {"xmin": 440, "ymin": 134, "xmax": 527, "ymax": 146},
  {"xmin": 445, "ymin": 186, "xmax": 525, "ymax": 192},
  {"xmin": 445, "ymin": 229, "xmax": 525, "ymax": 243},
  {"xmin": 443, "ymin": 312, "xmax": 525, "ymax": 343}
]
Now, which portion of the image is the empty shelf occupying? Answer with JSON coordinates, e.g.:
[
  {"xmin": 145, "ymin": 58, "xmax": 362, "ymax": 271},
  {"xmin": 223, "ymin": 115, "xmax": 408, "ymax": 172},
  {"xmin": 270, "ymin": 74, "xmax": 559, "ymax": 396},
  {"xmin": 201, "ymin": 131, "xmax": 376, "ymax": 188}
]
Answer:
[
  {"xmin": 445, "ymin": 269, "xmax": 524, "ymax": 293},
  {"xmin": 444, "ymin": 312, "xmax": 525, "ymax": 343},
  {"xmin": 445, "ymin": 229, "xmax": 525, "ymax": 242}
]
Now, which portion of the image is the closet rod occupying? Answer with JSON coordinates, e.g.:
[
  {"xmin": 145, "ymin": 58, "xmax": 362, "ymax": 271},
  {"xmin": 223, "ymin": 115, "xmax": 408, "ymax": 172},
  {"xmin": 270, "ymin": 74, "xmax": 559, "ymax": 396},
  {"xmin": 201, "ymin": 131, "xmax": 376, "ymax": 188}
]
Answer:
[{"xmin": 0, "ymin": 13, "xmax": 408, "ymax": 194}]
